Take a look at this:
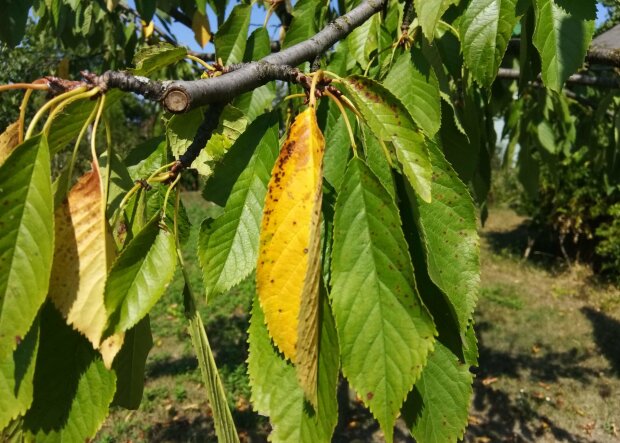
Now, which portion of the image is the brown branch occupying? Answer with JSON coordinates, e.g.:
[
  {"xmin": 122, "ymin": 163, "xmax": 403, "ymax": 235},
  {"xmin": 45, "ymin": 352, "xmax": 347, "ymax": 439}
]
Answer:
[
  {"xmin": 92, "ymin": 0, "xmax": 384, "ymax": 113},
  {"xmin": 507, "ymin": 38, "xmax": 620, "ymax": 68},
  {"xmin": 497, "ymin": 68, "xmax": 620, "ymax": 89}
]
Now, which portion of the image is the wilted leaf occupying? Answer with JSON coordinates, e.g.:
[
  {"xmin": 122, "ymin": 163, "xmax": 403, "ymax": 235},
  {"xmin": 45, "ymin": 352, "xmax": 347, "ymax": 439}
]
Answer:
[
  {"xmin": 48, "ymin": 163, "xmax": 116, "ymax": 349},
  {"xmin": 0, "ymin": 122, "xmax": 20, "ymax": 166},
  {"xmin": 256, "ymin": 107, "xmax": 324, "ymax": 405},
  {"xmin": 0, "ymin": 135, "xmax": 53, "ymax": 355}
]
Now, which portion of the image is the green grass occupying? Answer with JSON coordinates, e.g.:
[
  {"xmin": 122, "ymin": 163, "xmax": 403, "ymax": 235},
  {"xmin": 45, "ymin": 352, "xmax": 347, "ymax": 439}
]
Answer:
[{"xmin": 481, "ymin": 284, "xmax": 524, "ymax": 310}]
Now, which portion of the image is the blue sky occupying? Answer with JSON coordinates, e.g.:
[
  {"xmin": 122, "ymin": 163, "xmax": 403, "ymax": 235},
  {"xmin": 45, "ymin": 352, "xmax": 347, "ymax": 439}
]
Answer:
[{"xmin": 128, "ymin": 0, "xmax": 612, "ymax": 53}]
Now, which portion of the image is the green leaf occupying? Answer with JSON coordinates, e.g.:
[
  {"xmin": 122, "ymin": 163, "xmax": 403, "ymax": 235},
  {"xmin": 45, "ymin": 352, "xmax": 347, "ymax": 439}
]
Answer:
[
  {"xmin": 124, "ymin": 136, "xmax": 166, "ymax": 181},
  {"xmin": 199, "ymin": 113, "xmax": 278, "ymax": 298},
  {"xmin": 248, "ymin": 291, "xmax": 339, "ymax": 443},
  {"xmin": 533, "ymin": 0, "xmax": 596, "ymax": 91},
  {"xmin": 383, "ymin": 48, "xmax": 441, "ymax": 137},
  {"xmin": 46, "ymin": 97, "xmax": 96, "ymax": 156},
  {"xmin": 111, "ymin": 316, "xmax": 152, "ymax": 409},
  {"xmin": 345, "ymin": 9, "xmax": 379, "ymax": 69},
  {"xmin": 132, "ymin": 42, "xmax": 188, "ymax": 76},
  {"xmin": 183, "ymin": 275, "xmax": 240, "ymax": 443},
  {"xmin": 362, "ymin": 126, "xmax": 395, "ymax": 198},
  {"xmin": 215, "ymin": 4, "xmax": 251, "ymax": 65},
  {"xmin": 414, "ymin": 0, "xmax": 459, "ymax": 40},
  {"xmin": 341, "ymin": 76, "xmax": 432, "ymax": 202},
  {"xmin": 0, "ymin": 136, "xmax": 53, "ymax": 355},
  {"xmin": 411, "ymin": 140, "xmax": 480, "ymax": 333},
  {"xmin": 104, "ymin": 217, "xmax": 177, "ymax": 336},
  {"xmin": 461, "ymin": 0, "xmax": 522, "ymax": 87},
  {"xmin": 331, "ymin": 158, "xmax": 436, "ymax": 443},
  {"xmin": 316, "ymin": 99, "xmax": 352, "ymax": 192},
  {"xmin": 23, "ymin": 302, "xmax": 116, "ymax": 442},
  {"xmin": 283, "ymin": 0, "xmax": 320, "ymax": 49},
  {"xmin": 402, "ymin": 342, "xmax": 473, "ymax": 443},
  {"xmin": 0, "ymin": 0, "xmax": 32, "ymax": 47},
  {"xmin": 168, "ymin": 106, "xmax": 249, "ymax": 177},
  {"xmin": 234, "ymin": 28, "xmax": 277, "ymax": 121},
  {"xmin": 135, "ymin": 0, "xmax": 156, "ymax": 22},
  {"xmin": 0, "ymin": 318, "xmax": 38, "ymax": 430},
  {"xmin": 99, "ymin": 149, "xmax": 135, "ymax": 220}
]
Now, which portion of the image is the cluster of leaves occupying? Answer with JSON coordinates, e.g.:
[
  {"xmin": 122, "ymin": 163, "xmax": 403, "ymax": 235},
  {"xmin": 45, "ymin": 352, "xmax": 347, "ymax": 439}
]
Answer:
[
  {"xmin": 0, "ymin": 0, "xmax": 603, "ymax": 442},
  {"xmin": 500, "ymin": 88, "xmax": 620, "ymax": 278}
]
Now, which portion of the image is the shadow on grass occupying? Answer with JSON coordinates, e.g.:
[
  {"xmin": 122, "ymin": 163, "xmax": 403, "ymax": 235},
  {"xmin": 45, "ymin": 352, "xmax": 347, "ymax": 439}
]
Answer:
[
  {"xmin": 467, "ymin": 322, "xmax": 597, "ymax": 442},
  {"xmin": 581, "ymin": 307, "xmax": 620, "ymax": 376}
]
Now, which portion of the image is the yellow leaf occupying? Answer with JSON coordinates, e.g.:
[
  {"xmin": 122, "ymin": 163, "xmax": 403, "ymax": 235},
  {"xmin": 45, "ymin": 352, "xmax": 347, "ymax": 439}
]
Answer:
[
  {"xmin": 256, "ymin": 107, "xmax": 324, "ymax": 406},
  {"xmin": 192, "ymin": 11, "xmax": 211, "ymax": 48},
  {"xmin": 49, "ymin": 163, "xmax": 117, "ymax": 351},
  {"xmin": 141, "ymin": 20, "xmax": 154, "ymax": 39},
  {"xmin": 57, "ymin": 57, "xmax": 70, "ymax": 79},
  {"xmin": 0, "ymin": 122, "xmax": 20, "ymax": 167},
  {"xmin": 106, "ymin": 0, "xmax": 120, "ymax": 11}
]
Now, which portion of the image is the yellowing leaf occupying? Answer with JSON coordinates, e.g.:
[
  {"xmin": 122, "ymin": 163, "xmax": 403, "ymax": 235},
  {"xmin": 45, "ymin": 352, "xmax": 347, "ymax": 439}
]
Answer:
[
  {"xmin": 106, "ymin": 0, "xmax": 120, "ymax": 11},
  {"xmin": 192, "ymin": 11, "xmax": 211, "ymax": 48},
  {"xmin": 141, "ymin": 20, "xmax": 154, "ymax": 39},
  {"xmin": 256, "ymin": 107, "xmax": 324, "ymax": 405},
  {"xmin": 0, "ymin": 122, "xmax": 20, "ymax": 166},
  {"xmin": 57, "ymin": 57, "xmax": 70, "ymax": 79},
  {"xmin": 48, "ymin": 163, "xmax": 117, "ymax": 351}
]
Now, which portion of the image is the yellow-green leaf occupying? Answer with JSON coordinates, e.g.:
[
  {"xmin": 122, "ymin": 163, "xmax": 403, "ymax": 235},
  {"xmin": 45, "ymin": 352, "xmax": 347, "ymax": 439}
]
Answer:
[
  {"xmin": 256, "ymin": 107, "xmax": 324, "ymax": 405},
  {"xmin": 48, "ymin": 163, "xmax": 117, "ymax": 350},
  {"xmin": 0, "ymin": 122, "xmax": 19, "ymax": 166},
  {"xmin": 192, "ymin": 11, "xmax": 211, "ymax": 48}
]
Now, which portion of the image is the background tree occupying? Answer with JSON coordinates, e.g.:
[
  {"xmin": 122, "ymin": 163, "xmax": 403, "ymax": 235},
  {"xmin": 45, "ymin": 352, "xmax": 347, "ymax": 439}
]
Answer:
[{"xmin": 0, "ymin": 0, "xmax": 614, "ymax": 442}]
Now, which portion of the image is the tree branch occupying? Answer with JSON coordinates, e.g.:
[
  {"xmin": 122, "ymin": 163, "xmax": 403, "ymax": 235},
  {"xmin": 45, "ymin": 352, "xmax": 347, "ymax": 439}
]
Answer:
[
  {"xmin": 95, "ymin": 0, "xmax": 384, "ymax": 113},
  {"xmin": 506, "ymin": 38, "xmax": 620, "ymax": 68},
  {"xmin": 497, "ymin": 68, "xmax": 620, "ymax": 89}
]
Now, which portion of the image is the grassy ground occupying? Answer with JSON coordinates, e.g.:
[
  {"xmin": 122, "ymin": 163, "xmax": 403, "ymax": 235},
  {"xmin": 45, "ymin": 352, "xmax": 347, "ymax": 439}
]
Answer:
[{"xmin": 95, "ymin": 196, "xmax": 620, "ymax": 443}]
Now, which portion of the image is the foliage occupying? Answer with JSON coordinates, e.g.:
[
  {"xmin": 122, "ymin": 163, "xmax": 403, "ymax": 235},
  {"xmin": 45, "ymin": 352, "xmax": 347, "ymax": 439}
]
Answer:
[{"xmin": 0, "ymin": 0, "xmax": 605, "ymax": 442}]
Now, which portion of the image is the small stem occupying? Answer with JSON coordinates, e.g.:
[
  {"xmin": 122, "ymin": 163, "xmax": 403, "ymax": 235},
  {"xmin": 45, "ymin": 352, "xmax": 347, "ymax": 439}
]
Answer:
[
  {"xmin": 67, "ymin": 104, "xmax": 99, "ymax": 195},
  {"xmin": 0, "ymin": 83, "xmax": 50, "ymax": 92},
  {"xmin": 147, "ymin": 161, "xmax": 178, "ymax": 182},
  {"xmin": 187, "ymin": 54, "xmax": 216, "ymax": 71},
  {"xmin": 282, "ymin": 93, "xmax": 307, "ymax": 102},
  {"xmin": 162, "ymin": 173, "xmax": 181, "ymax": 221},
  {"xmin": 111, "ymin": 182, "xmax": 142, "ymax": 230},
  {"xmin": 91, "ymin": 94, "xmax": 106, "ymax": 169},
  {"xmin": 308, "ymin": 70, "xmax": 322, "ymax": 108},
  {"xmin": 325, "ymin": 90, "xmax": 357, "ymax": 155},
  {"xmin": 25, "ymin": 86, "xmax": 88, "ymax": 140},
  {"xmin": 18, "ymin": 89, "xmax": 34, "ymax": 144},
  {"xmin": 42, "ymin": 87, "xmax": 100, "ymax": 136}
]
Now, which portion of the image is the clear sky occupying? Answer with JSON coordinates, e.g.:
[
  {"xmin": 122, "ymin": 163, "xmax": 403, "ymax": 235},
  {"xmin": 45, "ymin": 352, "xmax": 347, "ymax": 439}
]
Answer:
[{"xmin": 127, "ymin": 0, "xmax": 612, "ymax": 54}]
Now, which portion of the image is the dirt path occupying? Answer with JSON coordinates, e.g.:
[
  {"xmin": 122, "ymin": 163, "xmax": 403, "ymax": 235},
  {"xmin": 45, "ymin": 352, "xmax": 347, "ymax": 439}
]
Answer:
[{"xmin": 467, "ymin": 209, "xmax": 620, "ymax": 443}]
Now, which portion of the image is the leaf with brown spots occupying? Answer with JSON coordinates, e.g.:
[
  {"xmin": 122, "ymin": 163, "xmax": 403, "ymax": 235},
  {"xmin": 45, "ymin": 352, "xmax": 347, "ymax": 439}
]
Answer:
[
  {"xmin": 48, "ymin": 162, "xmax": 120, "ymax": 355},
  {"xmin": 0, "ymin": 122, "xmax": 20, "ymax": 167},
  {"xmin": 341, "ymin": 75, "xmax": 433, "ymax": 203},
  {"xmin": 256, "ymin": 107, "xmax": 324, "ymax": 407}
]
